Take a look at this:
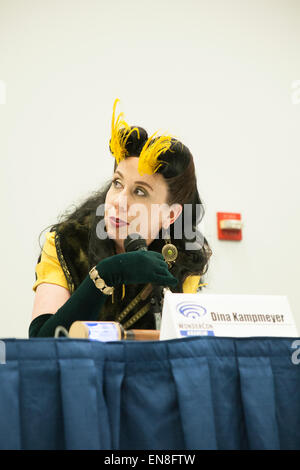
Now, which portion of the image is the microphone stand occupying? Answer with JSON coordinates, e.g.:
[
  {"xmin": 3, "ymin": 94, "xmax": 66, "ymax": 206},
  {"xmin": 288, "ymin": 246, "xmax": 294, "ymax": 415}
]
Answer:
[
  {"xmin": 123, "ymin": 233, "xmax": 172, "ymax": 331},
  {"xmin": 149, "ymin": 284, "xmax": 163, "ymax": 330}
]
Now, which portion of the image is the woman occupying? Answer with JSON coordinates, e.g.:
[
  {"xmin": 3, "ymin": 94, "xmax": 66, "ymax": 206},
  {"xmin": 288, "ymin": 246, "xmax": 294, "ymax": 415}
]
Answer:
[{"xmin": 29, "ymin": 99, "xmax": 212, "ymax": 337}]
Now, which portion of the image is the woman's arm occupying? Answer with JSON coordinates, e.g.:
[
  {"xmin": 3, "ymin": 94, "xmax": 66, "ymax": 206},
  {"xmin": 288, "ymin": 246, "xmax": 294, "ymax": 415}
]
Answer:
[
  {"xmin": 30, "ymin": 284, "xmax": 72, "ymax": 337},
  {"xmin": 31, "ymin": 283, "xmax": 71, "ymax": 320},
  {"xmin": 29, "ymin": 273, "xmax": 108, "ymax": 338}
]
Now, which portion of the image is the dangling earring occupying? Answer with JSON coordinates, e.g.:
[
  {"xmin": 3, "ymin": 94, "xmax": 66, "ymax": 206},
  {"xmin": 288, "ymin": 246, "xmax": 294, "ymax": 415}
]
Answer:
[{"xmin": 161, "ymin": 238, "xmax": 178, "ymax": 268}]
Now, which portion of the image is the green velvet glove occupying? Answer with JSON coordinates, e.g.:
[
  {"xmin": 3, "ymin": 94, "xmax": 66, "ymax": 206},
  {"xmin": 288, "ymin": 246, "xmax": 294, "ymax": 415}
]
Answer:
[
  {"xmin": 29, "ymin": 251, "xmax": 177, "ymax": 338},
  {"xmin": 97, "ymin": 251, "xmax": 178, "ymax": 288}
]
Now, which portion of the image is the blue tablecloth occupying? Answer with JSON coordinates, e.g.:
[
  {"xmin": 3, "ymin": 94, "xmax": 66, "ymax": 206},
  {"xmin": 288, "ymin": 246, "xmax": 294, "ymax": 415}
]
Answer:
[{"xmin": 0, "ymin": 336, "xmax": 300, "ymax": 450}]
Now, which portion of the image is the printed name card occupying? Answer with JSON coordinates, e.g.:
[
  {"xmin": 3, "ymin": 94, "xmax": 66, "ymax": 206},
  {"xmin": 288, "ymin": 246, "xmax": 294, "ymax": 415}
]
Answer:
[{"xmin": 159, "ymin": 292, "xmax": 298, "ymax": 340}]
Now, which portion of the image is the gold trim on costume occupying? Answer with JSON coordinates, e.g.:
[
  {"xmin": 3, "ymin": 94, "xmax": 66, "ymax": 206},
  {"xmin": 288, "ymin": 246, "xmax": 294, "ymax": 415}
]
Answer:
[
  {"xmin": 116, "ymin": 283, "xmax": 153, "ymax": 325},
  {"xmin": 54, "ymin": 232, "xmax": 75, "ymax": 294},
  {"xmin": 122, "ymin": 303, "xmax": 151, "ymax": 329}
]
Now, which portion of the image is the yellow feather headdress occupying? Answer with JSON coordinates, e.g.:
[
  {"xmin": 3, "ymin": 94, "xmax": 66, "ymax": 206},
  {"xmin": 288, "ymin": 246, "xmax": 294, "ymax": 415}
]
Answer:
[
  {"xmin": 110, "ymin": 98, "xmax": 175, "ymax": 175},
  {"xmin": 138, "ymin": 131, "xmax": 174, "ymax": 176},
  {"xmin": 110, "ymin": 98, "xmax": 140, "ymax": 165}
]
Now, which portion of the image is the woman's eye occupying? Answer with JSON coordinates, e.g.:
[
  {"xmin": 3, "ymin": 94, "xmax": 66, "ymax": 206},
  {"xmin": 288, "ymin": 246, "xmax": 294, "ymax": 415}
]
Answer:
[
  {"xmin": 135, "ymin": 188, "xmax": 147, "ymax": 197},
  {"xmin": 112, "ymin": 179, "xmax": 147, "ymax": 197},
  {"xmin": 112, "ymin": 179, "xmax": 122, "ymax": 188}
]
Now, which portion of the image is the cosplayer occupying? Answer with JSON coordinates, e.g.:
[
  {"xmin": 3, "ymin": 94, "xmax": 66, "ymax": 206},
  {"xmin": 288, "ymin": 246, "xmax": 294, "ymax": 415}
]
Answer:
[{"xmin": 29, "ymin": 99, "xmax": 212, "ymax": 337}]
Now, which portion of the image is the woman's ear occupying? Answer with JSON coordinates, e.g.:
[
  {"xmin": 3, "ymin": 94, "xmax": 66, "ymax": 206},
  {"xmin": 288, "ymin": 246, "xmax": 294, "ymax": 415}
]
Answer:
[{"xmin": 162, "ymin": 204, "xmax": 182, "ymax": 230}]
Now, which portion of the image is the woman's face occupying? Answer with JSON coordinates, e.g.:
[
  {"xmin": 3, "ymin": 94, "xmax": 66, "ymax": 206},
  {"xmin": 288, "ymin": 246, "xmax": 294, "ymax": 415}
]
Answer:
[{"xmin": 104, "ymin": 157, "xmax": 181, "ymax": 253}]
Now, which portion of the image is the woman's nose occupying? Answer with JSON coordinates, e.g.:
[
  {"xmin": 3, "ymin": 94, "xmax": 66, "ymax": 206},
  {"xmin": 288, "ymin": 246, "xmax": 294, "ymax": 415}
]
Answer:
[{"xmin": 114, "ymin": 189, "xmax": 130, "ymax": 212}]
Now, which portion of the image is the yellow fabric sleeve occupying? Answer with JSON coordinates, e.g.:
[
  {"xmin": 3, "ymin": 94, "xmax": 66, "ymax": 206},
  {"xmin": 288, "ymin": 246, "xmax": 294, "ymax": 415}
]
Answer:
[
  {"xmin": 32, "ymin": 231, "xmax": 69, "ymax": 292},
  {"xmin": 182, "ymin": 275, "xmax": 201, "ymax": 294}
]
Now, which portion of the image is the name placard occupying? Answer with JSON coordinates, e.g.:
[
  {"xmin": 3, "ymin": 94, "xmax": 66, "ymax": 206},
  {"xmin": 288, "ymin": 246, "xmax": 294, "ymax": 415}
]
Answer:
[{"xmin": 159, "ymin": 292, "xmax": 298, "ymax": 340}]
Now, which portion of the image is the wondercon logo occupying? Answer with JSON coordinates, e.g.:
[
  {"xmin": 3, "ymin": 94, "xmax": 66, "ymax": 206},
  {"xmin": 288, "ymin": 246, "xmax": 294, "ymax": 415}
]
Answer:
[{"xmin": 176, "ymin": 302, "xmax": 207, "ymax": 319}]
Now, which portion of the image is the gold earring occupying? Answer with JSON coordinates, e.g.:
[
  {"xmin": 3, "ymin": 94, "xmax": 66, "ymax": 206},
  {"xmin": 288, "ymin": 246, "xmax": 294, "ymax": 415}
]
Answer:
[{"xmin": 161, "ymin": 238, "xmax": 178, "ymax": 267}]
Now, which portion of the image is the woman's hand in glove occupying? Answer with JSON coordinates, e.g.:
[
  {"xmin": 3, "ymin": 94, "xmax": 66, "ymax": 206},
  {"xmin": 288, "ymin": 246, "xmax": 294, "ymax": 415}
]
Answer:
[{"xmin": 96, "ymin": 251, "xmax": 178, "ymax": 288}]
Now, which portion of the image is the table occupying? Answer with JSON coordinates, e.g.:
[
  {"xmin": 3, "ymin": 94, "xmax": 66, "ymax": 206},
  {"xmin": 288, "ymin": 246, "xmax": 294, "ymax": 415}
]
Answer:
[{"xmin": 0, "ymin": 336, "xmax": 300, "ymax": 450}]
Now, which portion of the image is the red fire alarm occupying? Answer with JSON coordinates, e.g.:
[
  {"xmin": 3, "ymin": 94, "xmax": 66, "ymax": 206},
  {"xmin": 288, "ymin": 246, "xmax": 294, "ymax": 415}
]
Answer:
[{"xmin": 217, "ymin": 212, "xmax": 243, "ymax": 241}]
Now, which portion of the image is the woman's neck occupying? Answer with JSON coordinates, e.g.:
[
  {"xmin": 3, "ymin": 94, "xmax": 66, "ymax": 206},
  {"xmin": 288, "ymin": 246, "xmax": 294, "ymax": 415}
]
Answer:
[{"xmin": 114, "ymin": 242, "xmax": 125, "ymax": 254}]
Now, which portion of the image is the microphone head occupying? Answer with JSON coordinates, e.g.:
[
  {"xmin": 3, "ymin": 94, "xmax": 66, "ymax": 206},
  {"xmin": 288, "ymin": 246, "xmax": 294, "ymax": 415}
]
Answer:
[{"xmin": 124, "ymin": 233, "xmax": 148, "ymax": 252}]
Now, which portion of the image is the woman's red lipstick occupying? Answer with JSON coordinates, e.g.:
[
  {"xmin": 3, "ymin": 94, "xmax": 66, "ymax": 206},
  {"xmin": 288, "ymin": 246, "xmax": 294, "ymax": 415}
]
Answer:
[{"xmin": 109, "ymin": 217, "xmax": 129, "ymax": 227}]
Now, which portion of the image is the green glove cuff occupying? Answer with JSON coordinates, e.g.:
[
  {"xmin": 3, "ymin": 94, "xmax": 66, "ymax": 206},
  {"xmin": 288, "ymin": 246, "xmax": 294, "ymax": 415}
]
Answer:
[{"xmin": 29, "ymin": 275, "xmax": 107, "ymax": 338}]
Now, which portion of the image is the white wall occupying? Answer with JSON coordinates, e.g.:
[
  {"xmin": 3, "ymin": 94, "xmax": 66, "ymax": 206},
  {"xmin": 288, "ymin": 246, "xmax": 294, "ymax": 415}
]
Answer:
[{"xmin": 0, "ymin": 0, "xmax": 299, "ymax": 338}]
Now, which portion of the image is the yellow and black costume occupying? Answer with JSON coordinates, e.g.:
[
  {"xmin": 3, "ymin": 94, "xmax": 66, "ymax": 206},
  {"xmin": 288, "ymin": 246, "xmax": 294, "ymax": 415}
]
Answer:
[{"xmin": 29, "ymin": 99, "xmax": 210, "ymax": 337}]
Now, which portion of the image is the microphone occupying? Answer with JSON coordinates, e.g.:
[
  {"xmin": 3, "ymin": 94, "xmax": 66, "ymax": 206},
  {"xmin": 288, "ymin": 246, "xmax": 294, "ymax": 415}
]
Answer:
[
  {"xmin": 124, "ymin": 233, "xmax": 163, "ymax": 330},
  {"xmin": 124, "ymin": 233, "xmax": 148, "ymax": 252}
]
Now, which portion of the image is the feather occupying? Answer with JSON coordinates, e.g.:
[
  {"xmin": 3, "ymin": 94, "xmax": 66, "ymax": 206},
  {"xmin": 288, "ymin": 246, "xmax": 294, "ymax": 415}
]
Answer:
[
  {"xmin": 138, "ymin": 131, "xmax": 174, "ymax": 175},
  {"xmin": 110, "ymin": 98, "xmax": 140, "ymax": 164}
]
